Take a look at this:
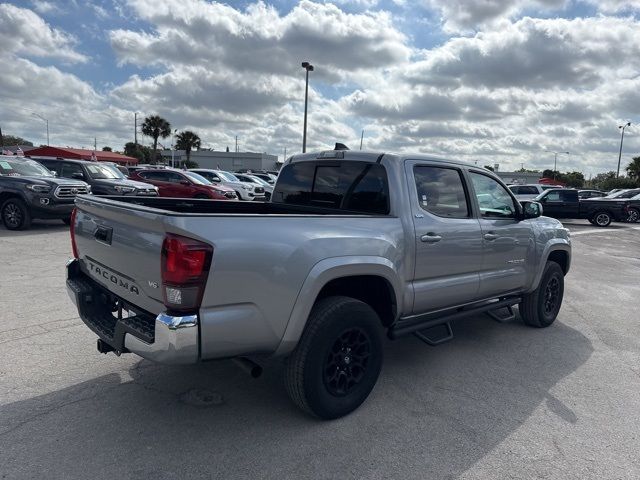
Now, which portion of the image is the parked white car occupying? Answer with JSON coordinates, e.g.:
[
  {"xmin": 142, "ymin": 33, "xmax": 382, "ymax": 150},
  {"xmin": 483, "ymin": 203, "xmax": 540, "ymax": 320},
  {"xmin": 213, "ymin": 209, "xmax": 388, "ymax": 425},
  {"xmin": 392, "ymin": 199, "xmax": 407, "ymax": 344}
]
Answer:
[
  {"xmin": 508, "ymin": 184, "xmax": 562, "ymax": 200},
  {"xmin": 189, "ymin": 169, "xmax": 266, "ymax": 201},
  {"xmin": 235, "ymin": 173, "xmax": 274, "ymax": 201}
]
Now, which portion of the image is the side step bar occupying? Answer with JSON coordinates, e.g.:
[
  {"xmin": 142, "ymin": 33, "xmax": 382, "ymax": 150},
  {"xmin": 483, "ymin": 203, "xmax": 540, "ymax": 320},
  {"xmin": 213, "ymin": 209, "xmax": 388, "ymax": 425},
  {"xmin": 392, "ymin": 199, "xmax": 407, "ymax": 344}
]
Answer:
[{"xmin": 388, "ymin": 296, "xmax": 521, "ymax": 340}]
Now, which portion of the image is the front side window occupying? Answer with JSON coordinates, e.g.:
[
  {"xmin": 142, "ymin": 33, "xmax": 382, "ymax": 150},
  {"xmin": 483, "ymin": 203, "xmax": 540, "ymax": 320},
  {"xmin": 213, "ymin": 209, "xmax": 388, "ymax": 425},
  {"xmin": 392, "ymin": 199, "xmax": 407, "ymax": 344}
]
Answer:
[
  {"xmin": 85, "ymin": 164, "xmax": 122, "ymax": 179},
  {"xmin": 413, "ymin": 166, "xmax": 469, "ymax": 218},
  {"xmin": 61, "ymin": 163, "xmax": 85, "ymax": 179},
  {"xmin": 470, "ymin": 172, "xmax": 517, "ymax": 218}
]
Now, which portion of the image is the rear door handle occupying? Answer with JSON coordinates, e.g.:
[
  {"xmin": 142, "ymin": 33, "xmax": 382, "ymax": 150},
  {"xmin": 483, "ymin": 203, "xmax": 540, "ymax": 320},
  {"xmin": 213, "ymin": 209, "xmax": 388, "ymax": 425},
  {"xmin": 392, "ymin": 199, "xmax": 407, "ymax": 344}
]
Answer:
[
  {"xmin": 483, "ymin": 232, "xmax": 498, "ymax": 241},
  {"xmin": 421, "ymin": 233, "xmax": 442, "ymax": 243}
]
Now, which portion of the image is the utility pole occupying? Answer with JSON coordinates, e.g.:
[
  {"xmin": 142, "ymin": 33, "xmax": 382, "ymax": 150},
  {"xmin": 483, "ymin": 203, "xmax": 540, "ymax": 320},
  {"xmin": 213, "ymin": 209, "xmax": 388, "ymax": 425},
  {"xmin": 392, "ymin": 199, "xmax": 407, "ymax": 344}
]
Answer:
[
  {"xmin": 283, "ymin": 147, "xmax": 287, "ymax": 162},
  {"xmin": 134, "ymin": 112, "xmax": 138, "ymax": 146},
  {"xmin": 0, "ymin": 126, "xmax": 3, "ymax": 147},
  {"xmin": 360, "ymin": 130, "xmax": 364, "ymax": 150},
  {"xmin": 617, "ymin": 122, "xmax": 631, "ymax": 178},
  {"xmin": 235, "ymin": 135, "xmax": 238, "ymax": 153},
  {"xmin": 94, "ymin": 137, "xmax": 97, "ymax": 151}
]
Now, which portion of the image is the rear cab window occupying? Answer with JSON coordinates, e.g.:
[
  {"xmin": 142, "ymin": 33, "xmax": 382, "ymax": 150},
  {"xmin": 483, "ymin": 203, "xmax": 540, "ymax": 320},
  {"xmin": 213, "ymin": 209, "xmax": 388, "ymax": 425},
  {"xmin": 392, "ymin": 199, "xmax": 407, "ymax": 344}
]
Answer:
[
  {"xmin": 273, "ymin": 160, "xmax": 390, "ymax": 214},
  {"xmin": 413, "ymin": 166, "xmax": 469, "ymax": 218}
]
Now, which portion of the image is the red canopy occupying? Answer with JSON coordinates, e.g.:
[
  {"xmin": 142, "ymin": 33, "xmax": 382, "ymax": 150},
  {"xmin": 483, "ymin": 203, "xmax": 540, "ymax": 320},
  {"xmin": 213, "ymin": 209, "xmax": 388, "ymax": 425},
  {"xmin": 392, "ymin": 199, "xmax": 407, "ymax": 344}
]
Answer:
[{"xmin": 26, "ymin": 146, "xmax": 138, "ymax": 165}]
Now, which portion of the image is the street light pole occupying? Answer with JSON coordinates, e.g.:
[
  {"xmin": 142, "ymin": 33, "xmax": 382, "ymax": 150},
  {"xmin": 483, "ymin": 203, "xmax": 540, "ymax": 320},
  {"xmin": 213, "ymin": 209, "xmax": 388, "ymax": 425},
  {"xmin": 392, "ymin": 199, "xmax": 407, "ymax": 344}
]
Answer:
[
  {"xmin": 301, "ymin": 61, "xmax": 314, "ymax": 153},
  {"xmin": 551, "ymin": 151, "xmax": 569, "ymax": 180},
  {"xmin": 32, "ymin": 113, "xmax": 49, "ymax": 145},
  {"xmin": 617, "ymin": 122, "xmax": 631, "ymax": 178}
]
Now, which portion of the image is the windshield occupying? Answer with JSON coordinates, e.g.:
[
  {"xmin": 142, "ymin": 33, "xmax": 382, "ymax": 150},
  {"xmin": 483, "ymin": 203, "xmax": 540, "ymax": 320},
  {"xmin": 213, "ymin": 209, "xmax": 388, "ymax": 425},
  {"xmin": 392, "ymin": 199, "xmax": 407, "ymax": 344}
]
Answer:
[
  {"xmin": 610, "ymin": 189, "xmax": 640, "ymax": 199},
  {"xmin": 217, "ymin": 171, "xmax": 239, "ymax": 182},
  {"xmin": 248, "ymin": 175, "xmax": 270, "ymax": 186},
  {"xmin": 183, "ymin": 171, "xmax": 211, "ymax": 185},
  {"xmin": 0, "ymin": 158, "xmax": 53, "ymax": 177},
  {"xmin": 85, "ymin": 163, "xmax": 124, "ymax": 179}
]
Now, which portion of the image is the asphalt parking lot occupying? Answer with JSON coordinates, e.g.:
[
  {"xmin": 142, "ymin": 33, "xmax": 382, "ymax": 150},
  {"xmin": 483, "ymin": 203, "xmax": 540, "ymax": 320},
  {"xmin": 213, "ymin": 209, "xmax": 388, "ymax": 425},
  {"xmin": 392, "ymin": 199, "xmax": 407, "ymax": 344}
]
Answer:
[{"xmin": 1, "ymin": 220, "xmax": 639, "ymax": 479}]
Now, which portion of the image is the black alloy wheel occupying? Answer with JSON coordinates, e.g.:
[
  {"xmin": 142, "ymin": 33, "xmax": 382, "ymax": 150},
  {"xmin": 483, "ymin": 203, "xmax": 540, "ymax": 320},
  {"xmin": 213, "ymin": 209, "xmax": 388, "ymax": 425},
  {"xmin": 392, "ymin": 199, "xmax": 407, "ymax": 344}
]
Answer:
[
  {"xmin": 323, "ymin": 327, "xmax": 371, "ymax": 397},
  {"xmin": 2, "ymin": 199, "xmax": 31, "ymax": 230}
]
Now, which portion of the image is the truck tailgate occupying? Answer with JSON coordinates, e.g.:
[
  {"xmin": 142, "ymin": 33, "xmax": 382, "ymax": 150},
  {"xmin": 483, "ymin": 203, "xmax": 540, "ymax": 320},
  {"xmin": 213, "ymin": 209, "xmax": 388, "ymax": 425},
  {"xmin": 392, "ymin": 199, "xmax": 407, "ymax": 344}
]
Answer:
[{"xmin": 73, "ymin": 196, "xmax": 170, "ymax": 315}]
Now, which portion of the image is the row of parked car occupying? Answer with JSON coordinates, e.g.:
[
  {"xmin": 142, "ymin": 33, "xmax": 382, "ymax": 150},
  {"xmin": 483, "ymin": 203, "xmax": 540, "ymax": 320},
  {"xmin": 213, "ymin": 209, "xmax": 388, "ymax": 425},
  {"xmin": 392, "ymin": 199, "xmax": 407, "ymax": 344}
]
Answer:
[
  {"xmin": 0, "ymin": 155, "xmax": 279, "ymax": 230},
  {"xmin": 508, "ymin": 184, "xmax": 640, "ymax": 226}
]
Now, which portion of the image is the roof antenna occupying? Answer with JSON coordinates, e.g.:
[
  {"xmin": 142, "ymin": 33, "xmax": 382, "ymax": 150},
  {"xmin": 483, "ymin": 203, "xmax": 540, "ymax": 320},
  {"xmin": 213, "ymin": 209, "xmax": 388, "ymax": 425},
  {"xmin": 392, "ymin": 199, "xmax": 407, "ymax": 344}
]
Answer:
[{"xmin": 334, "ymin": 142, "xmax": 350, "ymax": 151}]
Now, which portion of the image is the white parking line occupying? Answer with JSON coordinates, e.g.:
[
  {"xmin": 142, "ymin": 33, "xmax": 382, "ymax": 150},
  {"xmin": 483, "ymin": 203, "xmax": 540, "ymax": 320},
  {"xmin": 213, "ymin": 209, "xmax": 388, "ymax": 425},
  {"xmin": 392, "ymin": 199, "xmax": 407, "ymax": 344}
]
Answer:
[{"xmin": 570, "ymin": 226, "xmax": 640, "ymax": 235}]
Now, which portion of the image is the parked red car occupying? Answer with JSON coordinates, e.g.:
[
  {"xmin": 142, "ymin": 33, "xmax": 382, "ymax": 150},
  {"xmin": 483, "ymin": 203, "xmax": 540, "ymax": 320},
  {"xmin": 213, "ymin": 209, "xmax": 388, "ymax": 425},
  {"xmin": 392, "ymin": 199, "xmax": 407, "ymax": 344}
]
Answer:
[{"xmin": 129, "ymin": 169, "xmax": 237, "ymax": 200}]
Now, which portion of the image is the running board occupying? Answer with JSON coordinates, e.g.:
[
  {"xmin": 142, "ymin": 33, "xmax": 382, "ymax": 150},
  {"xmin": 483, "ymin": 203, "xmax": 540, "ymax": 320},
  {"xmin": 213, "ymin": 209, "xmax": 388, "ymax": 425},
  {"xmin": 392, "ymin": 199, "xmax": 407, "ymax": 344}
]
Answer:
[
  {"xmin": 486, "ymin": 305, "xmax": 516, "ymax": 323},
  {"xmin": 388, "ymin": 296, "xmax": 521, "ymax": 340}
]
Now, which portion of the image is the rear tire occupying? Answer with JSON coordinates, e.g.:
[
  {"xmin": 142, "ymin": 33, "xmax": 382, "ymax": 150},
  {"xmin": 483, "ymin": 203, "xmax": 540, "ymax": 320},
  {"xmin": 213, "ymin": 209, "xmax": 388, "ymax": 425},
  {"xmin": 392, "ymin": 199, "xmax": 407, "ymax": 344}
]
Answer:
[
  {"xmin": 592, "ymin": 211, "xmax": 612, "ymax": 227},
  {"xmin": 627, "ymin": 207, "xmax": 639, "ymax": 223},
  {"xmin": 1, "ymin": 198, "xmax": 31, "ymax": 230},
  {"xmin": 285, "ymin": 296, "xmax": 384, "ymax": 419},
  {"xmin": 520, "ymin": 261, "xmax": 564, "ymax": 328}
]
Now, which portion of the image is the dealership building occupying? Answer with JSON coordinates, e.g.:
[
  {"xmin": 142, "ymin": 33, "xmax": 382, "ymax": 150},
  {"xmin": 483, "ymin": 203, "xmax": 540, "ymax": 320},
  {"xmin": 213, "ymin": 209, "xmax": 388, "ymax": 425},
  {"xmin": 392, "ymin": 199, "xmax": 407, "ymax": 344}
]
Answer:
[{"xmin": 160, "ymin": 149, "xmax": 280, "ymax": 171}]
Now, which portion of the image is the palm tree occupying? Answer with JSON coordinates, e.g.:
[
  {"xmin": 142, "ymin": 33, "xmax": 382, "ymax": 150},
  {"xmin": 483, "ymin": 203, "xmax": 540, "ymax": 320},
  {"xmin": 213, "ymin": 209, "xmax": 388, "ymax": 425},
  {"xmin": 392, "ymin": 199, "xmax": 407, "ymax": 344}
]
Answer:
[
  {"xmin": 141, "ymin": 115, "xmax": 171, "ymax": 162},
  {"xmin": 175, "ymin": 130, "xmax": 201, "ymax": 166},
  {"xmin": 626, "ymin": 157, "xmax": 640, "ymax": 181}
]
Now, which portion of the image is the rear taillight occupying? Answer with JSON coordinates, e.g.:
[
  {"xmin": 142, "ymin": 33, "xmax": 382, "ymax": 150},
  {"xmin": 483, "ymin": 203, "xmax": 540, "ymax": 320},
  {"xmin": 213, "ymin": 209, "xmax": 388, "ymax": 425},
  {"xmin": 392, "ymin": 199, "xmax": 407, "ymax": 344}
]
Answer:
[
  {"xmin": 70, "ymin": 208, "xmax": 78, "ymax": 259},
  {"xmin": 161, "ymin": 233, "xmax": 213, "ymax": 313}
]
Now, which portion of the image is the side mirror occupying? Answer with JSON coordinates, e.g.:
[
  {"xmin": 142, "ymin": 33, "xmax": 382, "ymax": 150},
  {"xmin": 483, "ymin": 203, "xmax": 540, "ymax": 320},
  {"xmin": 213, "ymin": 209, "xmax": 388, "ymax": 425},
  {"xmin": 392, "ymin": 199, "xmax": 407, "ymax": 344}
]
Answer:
[
  {"xmin": 71, "ymin": 172, "xmax": 84, "ymax": 179},
  {"xmin": 521, "ymin": 201, "xmax": 542, "ymax": 219},
  {"xmin": 180, "ymin": 180, "xmax": 190, "ymax": 186}
]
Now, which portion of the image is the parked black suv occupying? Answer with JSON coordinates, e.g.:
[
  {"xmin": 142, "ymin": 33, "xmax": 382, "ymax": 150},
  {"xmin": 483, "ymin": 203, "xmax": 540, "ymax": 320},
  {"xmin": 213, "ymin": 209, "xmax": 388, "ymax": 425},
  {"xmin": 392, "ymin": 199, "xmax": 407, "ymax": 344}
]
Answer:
[
  {"xmin": 0, "ymin": 156, "xmax": 90, "ymax": 230},
  {"xmin": 38, "ymin": 158, "xmax": 157, "ymax": 196}
]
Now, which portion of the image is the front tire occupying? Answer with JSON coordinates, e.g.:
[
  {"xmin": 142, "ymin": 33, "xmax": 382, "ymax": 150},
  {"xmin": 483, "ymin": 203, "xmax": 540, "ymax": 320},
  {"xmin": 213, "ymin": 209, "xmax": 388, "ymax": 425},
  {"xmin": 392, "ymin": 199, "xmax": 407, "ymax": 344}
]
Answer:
[
  {"xmin": 520, "ymin": 261, "xmax": 564, "ymax": 328},
  {"xmin": 285, "ymin": 296, "xmax": 384, "ymax": 419},
  {"xmin": 1, "ymin": 198, "xmax": 31, "ymax": 230}
]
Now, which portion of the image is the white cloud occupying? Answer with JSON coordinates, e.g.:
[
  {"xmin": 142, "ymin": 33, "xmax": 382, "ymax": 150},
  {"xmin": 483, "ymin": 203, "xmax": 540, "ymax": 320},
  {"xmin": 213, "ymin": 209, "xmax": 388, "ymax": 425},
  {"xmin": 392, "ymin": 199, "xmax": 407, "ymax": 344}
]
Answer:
[
  {"xmin": 423, "ymin": 0, "xmax": 568, "ymax": 33},
  {"xmin": 0, "ymin": 3, "xmax": 87, "ymax": 63},
  {"xmin": 110, "ymin": 0, "xmax": 410, "ymax": 77}
]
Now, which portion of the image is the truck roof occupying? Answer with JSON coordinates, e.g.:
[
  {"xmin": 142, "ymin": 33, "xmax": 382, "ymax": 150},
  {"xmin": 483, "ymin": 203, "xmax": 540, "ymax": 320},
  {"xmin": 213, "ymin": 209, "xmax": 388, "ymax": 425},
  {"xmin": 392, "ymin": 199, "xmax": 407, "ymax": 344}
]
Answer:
[{"xmin": 289, "ymin": 150, "xmax": 477, "ymax": 170}]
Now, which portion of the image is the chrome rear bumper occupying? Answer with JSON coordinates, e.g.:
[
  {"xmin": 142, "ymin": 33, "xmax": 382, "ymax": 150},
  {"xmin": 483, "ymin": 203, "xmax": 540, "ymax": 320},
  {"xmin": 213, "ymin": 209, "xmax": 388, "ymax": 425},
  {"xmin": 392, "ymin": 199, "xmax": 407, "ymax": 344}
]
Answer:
[{"xmin": 66, "ymin": 259, "xmax": 199, "ymax": 365}]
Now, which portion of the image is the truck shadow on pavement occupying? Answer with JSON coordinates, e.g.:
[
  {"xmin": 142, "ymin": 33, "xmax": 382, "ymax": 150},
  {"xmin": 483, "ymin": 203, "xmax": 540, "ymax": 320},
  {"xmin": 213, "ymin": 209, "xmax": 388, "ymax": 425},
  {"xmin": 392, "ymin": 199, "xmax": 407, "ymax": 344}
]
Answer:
[
  {"xmin": 0, "ymin": 315, "xmax": 592, "ymax": 480},
  {"xmin": 0, "ymin": 220, "xmax": 68, "ymax": 238}
]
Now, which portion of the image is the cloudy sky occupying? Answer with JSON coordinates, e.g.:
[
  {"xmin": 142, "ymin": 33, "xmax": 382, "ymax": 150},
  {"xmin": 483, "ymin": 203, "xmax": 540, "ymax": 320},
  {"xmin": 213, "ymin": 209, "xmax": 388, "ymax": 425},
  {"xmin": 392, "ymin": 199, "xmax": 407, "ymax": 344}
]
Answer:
[{"xmin": 1, "ymin": 0, "xmax": 639, "ymax": 174}]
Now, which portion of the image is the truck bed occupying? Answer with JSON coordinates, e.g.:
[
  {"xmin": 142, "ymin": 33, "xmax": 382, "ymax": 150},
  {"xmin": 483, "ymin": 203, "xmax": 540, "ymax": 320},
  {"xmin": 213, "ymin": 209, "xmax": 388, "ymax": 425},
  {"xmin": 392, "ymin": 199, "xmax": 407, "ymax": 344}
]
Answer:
[{"xmin": 90, "ymin": 195, "xmax": 389, "ymax": 217}]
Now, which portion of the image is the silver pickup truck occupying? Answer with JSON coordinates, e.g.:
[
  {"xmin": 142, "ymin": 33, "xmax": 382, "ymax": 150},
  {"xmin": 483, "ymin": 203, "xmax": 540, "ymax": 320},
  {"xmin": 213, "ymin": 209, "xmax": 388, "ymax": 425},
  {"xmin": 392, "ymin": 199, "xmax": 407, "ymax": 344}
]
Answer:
[{"xmin": 66, "ymin": 149, "xmax": 571, "ymax": 419}]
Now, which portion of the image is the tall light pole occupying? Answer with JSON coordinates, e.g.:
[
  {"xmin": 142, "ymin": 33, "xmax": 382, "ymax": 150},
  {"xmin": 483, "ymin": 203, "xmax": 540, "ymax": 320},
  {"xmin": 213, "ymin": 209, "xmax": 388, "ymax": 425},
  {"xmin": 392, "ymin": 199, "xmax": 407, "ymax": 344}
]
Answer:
[
  {"xmin": 551, "ymin": 151, "xmax": 569, "ymax": 180},
  {"xmin": 32, "ymin": 113, "xmax": 49, "ymax": 145},
  {"xmin": 301, "ymin": 61, "xmax": 314, "ymax": 153},
  {"xmin": 617, "ymin": 122, "xmax": 631, "ymax": 178},
  {"xmin": 134, "ymin": 112, "xmax": 138, "ymax": 146}
]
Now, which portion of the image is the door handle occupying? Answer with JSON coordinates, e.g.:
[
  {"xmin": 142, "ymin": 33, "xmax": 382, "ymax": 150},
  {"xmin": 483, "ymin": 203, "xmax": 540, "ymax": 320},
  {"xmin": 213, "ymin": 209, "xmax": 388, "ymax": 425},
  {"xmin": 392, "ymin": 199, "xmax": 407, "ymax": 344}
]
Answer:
[
  {"xmin": 421, "ymin": 233, "xmax": 442, "ymax": 243},
  {"xmin": 483, "ymin": 232, "xmax": 498, "ymax": 241}
]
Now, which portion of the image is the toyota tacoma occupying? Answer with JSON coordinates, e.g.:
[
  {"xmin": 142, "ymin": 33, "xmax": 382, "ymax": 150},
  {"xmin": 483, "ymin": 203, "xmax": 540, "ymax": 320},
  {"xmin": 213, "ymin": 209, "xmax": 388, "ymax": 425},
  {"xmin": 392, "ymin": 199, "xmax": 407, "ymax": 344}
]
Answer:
[{"xmin": 66, "ymin": 148, "xmax": 571, "ymax": 419}]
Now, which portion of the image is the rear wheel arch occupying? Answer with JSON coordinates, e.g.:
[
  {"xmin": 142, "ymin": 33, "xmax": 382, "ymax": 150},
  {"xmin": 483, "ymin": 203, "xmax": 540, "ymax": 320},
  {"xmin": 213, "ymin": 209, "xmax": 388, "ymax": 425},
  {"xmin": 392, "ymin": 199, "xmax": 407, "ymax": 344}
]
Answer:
[
  {"xmin": 315, "ymin": 275, "xmax": 397, "ymax": 327},
  {"xmin": 275, "ymin": 259, "xmax": 402, "ymax": 356}
]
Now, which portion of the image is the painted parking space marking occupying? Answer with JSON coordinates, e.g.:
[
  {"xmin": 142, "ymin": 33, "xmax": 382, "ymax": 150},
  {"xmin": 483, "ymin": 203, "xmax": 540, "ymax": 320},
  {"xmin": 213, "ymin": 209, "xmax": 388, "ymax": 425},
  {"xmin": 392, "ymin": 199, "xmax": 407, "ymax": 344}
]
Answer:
[{"xmin": 569, "ymin": 226, "xmax": 640, "ymax": 235}]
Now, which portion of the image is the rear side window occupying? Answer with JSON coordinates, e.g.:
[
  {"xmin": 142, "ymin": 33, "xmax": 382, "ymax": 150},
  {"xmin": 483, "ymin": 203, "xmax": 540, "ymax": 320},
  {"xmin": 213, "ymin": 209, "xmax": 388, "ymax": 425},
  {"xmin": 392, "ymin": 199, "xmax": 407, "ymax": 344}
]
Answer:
[
  {"xmin": 520, "ymin": 186, "xmax": 539, "ymax": 195},
  {"xmin": 414, "ymin": 166, "xmax": 469, "ymax": 218},
  {"xmin": 273, "ymin": 161, "xmax": 389, "ymax": 214}
]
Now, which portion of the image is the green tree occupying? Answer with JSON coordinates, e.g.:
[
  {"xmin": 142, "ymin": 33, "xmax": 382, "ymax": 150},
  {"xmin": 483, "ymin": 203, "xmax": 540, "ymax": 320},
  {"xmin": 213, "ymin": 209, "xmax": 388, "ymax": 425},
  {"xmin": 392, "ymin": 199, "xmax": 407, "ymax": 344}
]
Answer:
[
  {"xmin": 175, "ymin": 130, "xmax": 201, "ymax": 166},
  {"xmin": 626, "ymin": 157, "xmax": 640, "ymax": 181},
  {"xmin": 141, "ymin": 115, "xmax": 171, "ymax": 161},
  {"xmin": 102, "ymin": 146, "xmax": 112, "ymax": 152},
  {"xmin": 1, "ymin": 134, "xmax": 33, "ymax": 146},
  {"xmin": 124, "ymin": 142, "xmax": 153, "ymax": 163},
  {"xmin": 590, "ymin": 171, "xmax": 638, "ymax": 191},
  {"xmin": 558, "ymin": 171, "xmax": 585, "ymax": 188}
]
